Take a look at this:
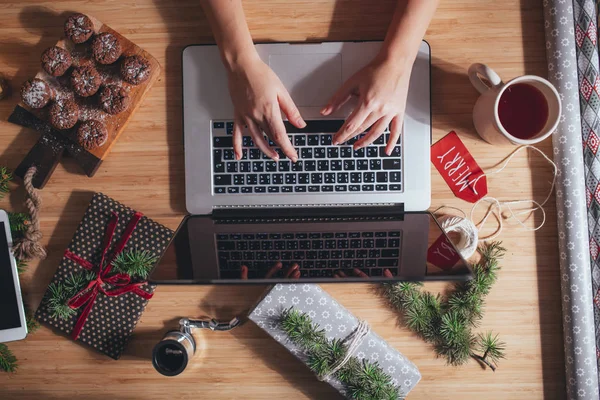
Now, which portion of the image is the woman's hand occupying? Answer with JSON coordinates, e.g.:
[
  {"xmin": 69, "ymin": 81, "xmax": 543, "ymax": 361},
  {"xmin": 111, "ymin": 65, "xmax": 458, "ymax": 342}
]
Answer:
[
  {"xmin": 321, "ymin": 55, "xmax": 411, "ymax": 156},
  {"xmin": 228, "ymin": 54, "xmax": 306, "ymax": 162}
]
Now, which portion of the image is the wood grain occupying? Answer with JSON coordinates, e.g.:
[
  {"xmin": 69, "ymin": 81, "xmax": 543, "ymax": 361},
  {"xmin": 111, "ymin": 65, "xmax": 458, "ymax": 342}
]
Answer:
[{"xmin": 0, "ymin": 1, "xmax": 564, "ymax": 399}]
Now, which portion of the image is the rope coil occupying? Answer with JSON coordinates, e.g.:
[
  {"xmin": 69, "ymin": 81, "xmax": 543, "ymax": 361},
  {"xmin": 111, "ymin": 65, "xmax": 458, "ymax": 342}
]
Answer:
[{"xmin": 13, "ymin": 166, "xmax": 46, "ymax": 260}]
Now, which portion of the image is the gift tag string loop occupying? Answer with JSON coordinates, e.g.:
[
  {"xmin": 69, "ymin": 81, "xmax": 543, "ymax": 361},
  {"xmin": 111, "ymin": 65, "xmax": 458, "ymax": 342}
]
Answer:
[{"xmin": 319, "ymin": 320, "xmax": 370, "ymax": 381}]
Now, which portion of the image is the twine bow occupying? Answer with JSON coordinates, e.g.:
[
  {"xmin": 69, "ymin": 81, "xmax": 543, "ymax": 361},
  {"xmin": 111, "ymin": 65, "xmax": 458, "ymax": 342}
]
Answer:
[{"xmin": 64, "ymin": 211, "xmax": 153, "ymax": 340}]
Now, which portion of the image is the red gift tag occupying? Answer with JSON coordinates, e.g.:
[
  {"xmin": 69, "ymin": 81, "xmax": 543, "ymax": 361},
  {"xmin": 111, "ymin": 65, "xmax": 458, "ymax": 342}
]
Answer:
[
  {"xmin": 427, "ymin": 234, "xmax": 461, "ymax": 271},
  {"xmin": 431, "ymin": 131, "xmax": 487, "ymax": 203}
]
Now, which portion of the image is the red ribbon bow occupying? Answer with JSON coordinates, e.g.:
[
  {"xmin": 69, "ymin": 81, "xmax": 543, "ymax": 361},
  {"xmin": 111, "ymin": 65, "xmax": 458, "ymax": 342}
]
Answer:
[{"xmin": 64, "ymin": 211, "xmax": 153, "ymax": 340}]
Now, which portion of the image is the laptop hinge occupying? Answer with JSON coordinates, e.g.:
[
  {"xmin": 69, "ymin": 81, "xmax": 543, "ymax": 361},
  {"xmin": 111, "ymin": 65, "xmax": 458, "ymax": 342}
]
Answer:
[{"xmin": 211, "ymin": 204, "xmax": 405, "ymax": 222}]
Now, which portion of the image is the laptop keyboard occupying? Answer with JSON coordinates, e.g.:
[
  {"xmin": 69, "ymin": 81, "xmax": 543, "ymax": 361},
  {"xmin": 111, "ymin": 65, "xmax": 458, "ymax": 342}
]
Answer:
[
  {"xmin": 216, "ymin": 230, "xmax": 402, "ymax": 279},
  {"xmin": 212, "ymin": 120, "xmax": 402, "ymax": 195}
]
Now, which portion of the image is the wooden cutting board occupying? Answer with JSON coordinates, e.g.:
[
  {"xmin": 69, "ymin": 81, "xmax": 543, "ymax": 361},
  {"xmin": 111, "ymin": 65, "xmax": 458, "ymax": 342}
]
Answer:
[{"xmin": 8, "ymin": 13, "xmax": 161, "ymax": 187}]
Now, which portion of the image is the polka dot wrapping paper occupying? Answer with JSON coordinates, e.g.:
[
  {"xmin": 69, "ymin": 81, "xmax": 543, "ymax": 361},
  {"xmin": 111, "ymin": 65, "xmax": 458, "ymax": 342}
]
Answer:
[
  {"xmin": 248, "ymin": 284, "xmax": 421, "ymax": 398},
  {"xmin": 35, "ymin": 192, "xmax": 173, "ymax": 359}
]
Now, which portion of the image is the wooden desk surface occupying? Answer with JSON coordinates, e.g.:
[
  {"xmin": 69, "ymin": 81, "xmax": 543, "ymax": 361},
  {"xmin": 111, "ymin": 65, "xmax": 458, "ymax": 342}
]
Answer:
[{"xmin": 0, "ymin": 1, "xmax": 563, "ymax": 399}]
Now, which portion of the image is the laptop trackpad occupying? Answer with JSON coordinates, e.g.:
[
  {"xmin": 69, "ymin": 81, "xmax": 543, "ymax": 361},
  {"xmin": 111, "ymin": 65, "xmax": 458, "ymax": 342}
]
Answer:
[{"xmin": 269, "ymin": 53, "xmax": 342, "ymax": 107}]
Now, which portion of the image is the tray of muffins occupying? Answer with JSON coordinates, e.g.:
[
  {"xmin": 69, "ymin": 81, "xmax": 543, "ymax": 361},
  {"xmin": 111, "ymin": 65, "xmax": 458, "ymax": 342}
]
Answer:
[{"xmin": 8, "ymin": 13, "xmax": 160, "ymax": 188}]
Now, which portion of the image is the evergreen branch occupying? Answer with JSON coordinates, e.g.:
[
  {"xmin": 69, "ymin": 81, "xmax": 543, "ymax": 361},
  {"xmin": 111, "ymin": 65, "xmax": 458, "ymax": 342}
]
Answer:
[
  {"xmin": 24, "ymin": 303, "xmax": 39, "ymax": 333},
  {"xmin": 382, "ymin": 241, "xmax": 506, "ymax": 371},
  {"xmin": 16, "ymin": 258, "xmax": 27, "ymax": 274},
  {"xmin": 111, "ymin": 249, "xmax": 158, "ymax": 279},
  {"xmin": 8, "ymin": 212, "xmax": 30, "ymax": 236},
  {"xmin": 45, "ymin": 272, "xmax": 94, "ymax": 320},
  {"xmin": 280, "ymin": 308, "xmax": 403, "ymax": 400},
  {"xmin": 0, "ymin": 343, "xmax": 17, "ymax": 372},
  {"xmin": 0, "ymin": 166, "xmax": 12, "ymax": 199}
]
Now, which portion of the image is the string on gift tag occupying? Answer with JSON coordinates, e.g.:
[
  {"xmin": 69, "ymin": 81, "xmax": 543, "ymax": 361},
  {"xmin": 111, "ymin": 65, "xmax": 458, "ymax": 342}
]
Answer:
[
  {"xmin": 432, "ymin": 145, "xmax": 557, "ymax": 256},
  {"xmin": 318, "ymin": 320, "xmax": 370, "ymax": 381},
  {"xmin": 470, "ymin": 145, "xmax": 557, "ymax": 241}
]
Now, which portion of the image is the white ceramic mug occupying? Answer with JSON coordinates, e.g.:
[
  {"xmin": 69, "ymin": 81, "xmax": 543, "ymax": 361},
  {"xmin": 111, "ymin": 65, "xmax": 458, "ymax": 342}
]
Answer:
[{"xmin": 468, "ymin": 63, "xmax": 561, "ymax": 145}]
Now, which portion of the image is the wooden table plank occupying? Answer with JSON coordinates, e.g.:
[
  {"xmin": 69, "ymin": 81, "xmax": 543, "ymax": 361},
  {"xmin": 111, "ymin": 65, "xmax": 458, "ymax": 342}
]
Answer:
[{"xmin": 0, "ymin": 1, "xmax": 564, "ymax": 399}]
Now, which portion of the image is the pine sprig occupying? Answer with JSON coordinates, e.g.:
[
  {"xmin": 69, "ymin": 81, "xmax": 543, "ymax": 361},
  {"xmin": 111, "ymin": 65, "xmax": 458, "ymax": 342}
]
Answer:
[
  {"xmin": 16, "ymin": 258, "xmax": 27, "ymax": 274},
  {"xmin": 111, "ymin": 249, "xmax": 158, "ymax": 279},
  {"xmin": 280, "ymin": 308, "xmax": 402, "ymax": 400},
  {"xmin": 382, "ymin": 242, "xmax": 507, "ymax": 371},
  {"xmin": 24, "ymin": 303, "xmax": 39, "ymax": 333},
  {"xmin": 0, "ymin": 166, "xmax": 12, "ymax": 199},
  {"xmin": 0, "ymin": 343, "xmax": 17, "ymax": 372},
  {"xmin": 8, "ymin": 212, "xmax": 30, "ymax": 239},
  {"xmin": 45, "ymin": 272, "xmax": 95, "ymax": 320}
]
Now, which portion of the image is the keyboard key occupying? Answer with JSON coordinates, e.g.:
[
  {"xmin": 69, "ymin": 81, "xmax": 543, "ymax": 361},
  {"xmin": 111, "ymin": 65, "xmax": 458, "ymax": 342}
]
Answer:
[
  {"xmin": 309, "ymin": 233, "xmax": 321, "ymax": 238},
  {"xmin": 353, "ymin": 148, "xmax": 365, "ymax": 158},
  {"xmin": 325, "ymin": 239, "xmax": 336, "ymax": 248},
  {"xmin": 314, "ymin": 148, "xmax": 326, "ymax": 158},
  {"xmin": 247, "ymin": 174, "xmax": 258, "ymax": 185},
  {"xmin": 217, "ymin": 241, "xmax": 235, "ymax": 250},
  {"xmin": 281, "ymin": 252, "xmax": 292, "ymax": 260},
  {"xmin": 304, "ymin": 261, "xmax": 315, "ymax": 268},
  {"xmin": 337, "ymin": 172, "xmax": 349, "ymax": 183},
  {"xmin": 390, "ymin": 172, "xmax": 401, "ymax": 182},
  {"xmin": 227, "ymin": 162, "xmax": 238, "ymax": 173},
  {"xmin": 214, "ymin": 175, "xmax": 231, "ymax": 186},
  {"xmin": 335, "ymin": 185, "xmax": 347, "ymax": 192},
  {"xmin": 316, "ymin": 260, "xmax": 328, "ymax": 268},
  {"xmin": 254, "ymin": 187, "xmax": 266, "ymax": 193},
  {"xmin": 213, "ymin": 121, "xmax": 225, "ymax": 129},
  {"xmin": 362, "ymin": 184, "xmax": 374, "ymax": 191},
  {"xmin": 383, "ymin": 159, "xmax": 401, "ymax": 170},
  {"xmin": 213, "ymin": 136, "xmax": 232, "ymax": 148},
  {"xmin": 350, "ymin": 172, "xmax": 362, "ymax": 183},
  {"xmin": 268, "ymin": 187, "xmax": 279, "ymax": 193},
  {"xmin": 226, "ymin": 121, "xmax": 234, "ymax": 134},
  {"xmin": 367, "ymin": 147, "xmax": 378, "ymax": 157},
  {"xmin": 388, "ymin": 238, "xmax": 400, "ymax": 247},
  {"xmin": 296, "ymin": 233, "xmax": 308, "ymax": 239},
  {"xmin": 259, "ymin": 174, "xmax": 271, "ymax": 185},
  {"xmin": 287, "ymin": 241, "xmax": 299, "ymax": 250},
  {"xmin": 293, "ymin": 251, "xmax": 305, "ymax": 260},
  {"xmin": 249, "ymin": 149, "xmax": 261, "ymax": 159},
  {"xmin": 375, "ymin": 239, "xmax": 387, "ymax": 248},
  {"xmin": 305, "ymin": 160, "xmax": 316, "ymax": 171},
  {"xmin": 266, "ymin": 161, "xmax": 277, "ymax": 172},
  {"xmin": 374, "ymin": 135, "xmax": 384, "ymax": 145},
  {"xmin": 327, "ymin": 147, "xmax": 339, "ymax": 158},
  {"xmin": 370, "ymin": 160, "xmax": 382, "ymax": 170},
  {"xmin": 273, "ymin": 174, "xmax": 284, "ymax": 185},
  {"xmin": 324, "ymin": 173, "xmax": 336, "ymax": 184},
  {"xmin": 285, "ymin": 174, "xmax": 297, "ymax": 184},
  {"xmin": 376, "ymin": 172, "xmax": 388, "ymax": 183},
  {"xmin": 301, "ymin": 148, "xmax": 313, "ymax": 159},
  {"xmin": 390, "ymin": 146, "xmax": 401, "ymax": 157},
  {"xmin": 213, "ymin": 149, "xmax": 222, "ymax": 161},
  {"xmin": 382, "ymin": 249, "xmax": 399, "ymax": 258},
  {"xmin": 331, "ymin": 160, "xmax": 343, "ymax": 171},
  {"xmin": 365, "ymin": 259, "xmax": 377, "ymax": 268},
  {"xmin": 223, "ymin": 149, "xmax": 235, "ymax": 160},
  {"xmin": 344, "ymin": 160, "xmax": 355, "ymax": 170},
  {"xmin": 340, "ymin": 147, "xmax": 353, "ymax": 158},
  {"xmin": 331, "ymin": 250, "xmax": 343, "ymax": 259},
  {"xmin": 299, "ymin": 240, "xmax": 311, "ymax": 249},
  {"xmin": 292, "ymin": 161, "xmax": 303, "ymax": 172},
  {"xmin": 296, "ymin": 173, "xmax": 308, "ymax": 184},
  {"xmin": 214, "ymin": 162, "xmax": 225, "ymax": 173},
  {"xmin": 241, "ymin": 187, "xmax": 252, "ymax": 193},
  {"xmin": 252, "ymin": 162, "xmax": 264, "ymax": 172},
  {"xmin": 390, "ymin": 184, "xmax": 402, "ymax": 191},
  {"xmin": 375, "ymin": 232, "xmax": 387, "ymax": 237},
  {"xmin": 343, "ymin": 250, "xmax": 355, "ymax": 258},
  {"xmin": 378, "ymin": 259, "xmax": 399, "ymax": 267},
  {"xmin": 240, "ymin": 161, "xmax": 251, "ymax": 172},
  {"xmin": 306, "ymin": 251, "xmax": 318, "ymax": 259},
  {"xmin": 311, "ymin": 173, "xmax": 323, "ymax": 184},
  {"xmin": 322, "ymin": 185, "xmax": 334, "ymax": 192},
  {"xmin": 349, "ymin": 232, "xmax": 360, "ymax": 238},
  {"xmin": 279, "ymin": 161, "xmax": 291, "ymax": 171},
  {"xmin": 317, "ymin": 160, "xmax": 329, "ymax": 171},
  {"xmin": 328, "ymin": 260, "xmax": 340, "ymax": 268},
  {"xmin": 215, "ymin": 187, "xmax": 226, "ymax": 194},
  {"xmin": 295, "ymin": 186, "xmax": 307, "ymax": 192},
  {"xmin": 369, "ymin": 249, "xmax": 381, "ymax": 258},
  {"xmin": 357, "ymin": 160, "xmax": 369, "ymax": 170},
  {"xmin": 350, "ymin": 239, "xmax": 361, "ymax": 248},
  {"xmin": 270, "ymin": 234, "xmax": 281, "ymax": 239},
  {"xmin": 337, "ymin": 239, "xmax": 349, "ymax": 248},
  {"xmin": 312, "ymin": 240, "xmax": 324, "ymax": 250},
  {"xmin": 294, "ymin": 135, "xmax": 306, "ymax": 146},
  {"xmin": 308, "ymin": 135, "xmax": 319, "ymax": 145},
  {"xmin": 242, "ymin": 136, "xmax": 254, "ymax": 147},
  {"xmin": 362, "ymin": 232, "xmax": 373, "ymax": 238},
  {"xmin": 363, "ymin": 239, "xmax": 374, "ymax": 248},
  {"xmin": 376, "ymin": 184, "xmax": 388, "ymax": 191},
  {"xmin": 321, "ymin": 135, "xmax": 332, "ymax": 145},
  {"xmin": 318, "ymin": 251, "xmax": 330, "ymax": 260},
  {"xmin": 282, "ymin": 186, "xmax": 293, "ymax": 192},
  {"xmin": 349, "ymin": 185, "xmax": 360, "ymax": 191},
  {"xmin": 233, "ymin": 174, "xmax": 244, "ymax": 185},
  {"xmin": 363, "ymin": 172, "xmax": 375, "ymax": 183}
]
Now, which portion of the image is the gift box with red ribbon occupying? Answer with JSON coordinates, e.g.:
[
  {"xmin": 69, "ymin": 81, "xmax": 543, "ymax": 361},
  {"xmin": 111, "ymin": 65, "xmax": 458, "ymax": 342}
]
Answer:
[{"xmin": 35, "ymin": 193, "xmax": 173, "ymax": 359}]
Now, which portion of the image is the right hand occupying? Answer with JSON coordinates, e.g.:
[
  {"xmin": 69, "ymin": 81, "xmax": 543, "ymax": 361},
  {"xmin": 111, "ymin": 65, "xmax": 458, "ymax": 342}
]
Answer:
[
  {"xmin": 228, "ymin": 54, "xmax": 306, "ymax": 162},
  {"xmin": 240, "ymin": 262, "xmax": 301, "ymax": 280}
]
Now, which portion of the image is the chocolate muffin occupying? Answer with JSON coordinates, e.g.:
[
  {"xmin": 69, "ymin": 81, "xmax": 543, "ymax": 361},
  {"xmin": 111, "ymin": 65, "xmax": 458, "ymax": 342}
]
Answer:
[
  {"xmin": 41, "ymin": 46, "xmax": 72, "ymax": 77},
  {"xmin": 77, "ymin": 120, "xmax": 108, "ymax": 150},
  {"xmin": 92, "ymin": 32, "xmax": 122, "ymax": 65},
  {"xmin": 49, "ymin": 99, "xmax": 79, "ymax": 130},
  {"xmin": 71, "ymin": 65, "xmax": 102, "ymax": 97},
  {"xmin": 21, "ymin": 78, "xmax": 52, "ymax": 109},
  {"xmin": 64, "ymin": 14, "xmax": 94, "ymax": 44},
  {"xmin": 99, "ymin": 84, "xmax": 130, "ymax": 115},
  {"xmin": 121, "ymin": 55, "xmax": 151, "ymax": 85}
]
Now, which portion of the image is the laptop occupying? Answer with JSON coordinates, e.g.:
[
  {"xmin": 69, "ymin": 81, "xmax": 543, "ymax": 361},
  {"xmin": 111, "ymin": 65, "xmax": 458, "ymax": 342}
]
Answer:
[{"xmin": 148, "ymin": 41, "xmax": 473, "ymax": 283}]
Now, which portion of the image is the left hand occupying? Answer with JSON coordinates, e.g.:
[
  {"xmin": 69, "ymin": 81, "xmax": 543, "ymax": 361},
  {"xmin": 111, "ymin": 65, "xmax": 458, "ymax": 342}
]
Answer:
[{"xmin": 321, "ymin": 55, "xmax": 412, "ymax": 155}]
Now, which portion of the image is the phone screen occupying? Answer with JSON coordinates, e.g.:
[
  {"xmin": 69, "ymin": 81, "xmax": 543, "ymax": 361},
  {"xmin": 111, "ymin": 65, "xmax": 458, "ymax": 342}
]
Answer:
[{"xmin": 0, "ymin": 222, "xmax": 22, "ymax": 330}]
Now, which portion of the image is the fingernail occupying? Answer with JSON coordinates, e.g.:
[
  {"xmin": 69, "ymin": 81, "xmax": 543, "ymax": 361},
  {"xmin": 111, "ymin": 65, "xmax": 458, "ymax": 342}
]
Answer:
[
  {"xmin": 299, "ymin": 119, "xmax": 307, "ymax": 128},
  {"xmin": 386, "ymin": 149, "xmax": 392, "ymax": 156},
  {"xmin": 320, "ymin": 106, "xmax": 329, "ymax": 115}
]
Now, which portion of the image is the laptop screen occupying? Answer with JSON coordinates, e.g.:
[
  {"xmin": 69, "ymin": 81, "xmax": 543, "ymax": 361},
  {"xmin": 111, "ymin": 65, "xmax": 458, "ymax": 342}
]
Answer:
[{"xmin": 149, "ymin": 211, "xmax": 472, "ymax": 284}]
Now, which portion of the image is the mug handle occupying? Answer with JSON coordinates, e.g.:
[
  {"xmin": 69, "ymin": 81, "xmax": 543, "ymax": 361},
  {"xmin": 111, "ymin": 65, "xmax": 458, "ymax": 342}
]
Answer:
[{"xmin": 468, "ymin": 63, "xmax": 503, "ymax": 94}]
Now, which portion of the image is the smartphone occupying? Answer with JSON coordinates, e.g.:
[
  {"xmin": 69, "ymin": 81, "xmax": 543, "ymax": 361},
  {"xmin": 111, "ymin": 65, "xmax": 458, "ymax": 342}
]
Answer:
[{"xmin": 0, "ymin": 210, "xmax": 27, "ymax": 342}]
